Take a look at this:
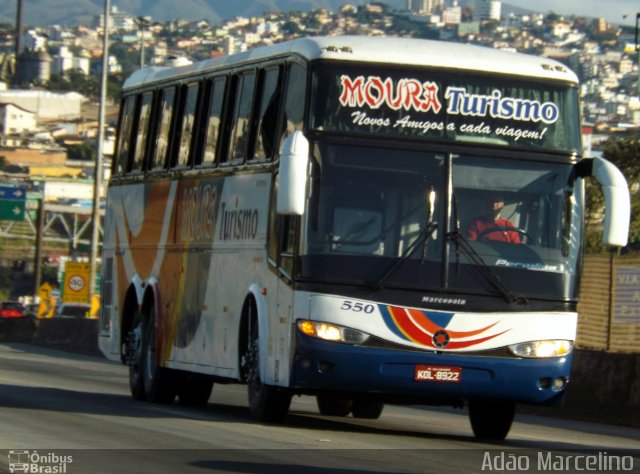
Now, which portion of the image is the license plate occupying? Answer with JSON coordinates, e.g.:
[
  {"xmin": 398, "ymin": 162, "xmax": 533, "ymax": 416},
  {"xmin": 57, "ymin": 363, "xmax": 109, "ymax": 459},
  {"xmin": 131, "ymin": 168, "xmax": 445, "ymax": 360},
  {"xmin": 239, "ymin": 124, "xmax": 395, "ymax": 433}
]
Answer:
[{"xmin": 414, "ymin": 365, "xmax": 462, "ymax": 383}]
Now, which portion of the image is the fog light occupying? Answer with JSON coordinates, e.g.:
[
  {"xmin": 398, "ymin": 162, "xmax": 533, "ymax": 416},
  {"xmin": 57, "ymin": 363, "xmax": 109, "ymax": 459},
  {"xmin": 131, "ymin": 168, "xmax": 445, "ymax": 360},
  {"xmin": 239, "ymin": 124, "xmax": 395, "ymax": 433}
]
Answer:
[
  {"xmin": 552, "ymin": 377, "xmax": 566, "ymax": 390},
  {"xmin": 538, "ymin": 377, "xmax": 551, "ymax": 389},
  {"xmin": 298, "ymin": 357, "xmax": 312, "ymax": 369},
  {"xmin": 318, "ymin": 360, "xmax": 333, "ymax": 373}
]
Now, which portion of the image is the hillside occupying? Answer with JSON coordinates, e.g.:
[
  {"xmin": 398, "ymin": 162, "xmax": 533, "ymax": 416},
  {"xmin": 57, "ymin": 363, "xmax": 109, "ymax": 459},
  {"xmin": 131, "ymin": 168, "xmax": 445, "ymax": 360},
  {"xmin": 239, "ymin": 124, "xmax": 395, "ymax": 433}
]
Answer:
[{"xmin": 0, "ymin": 0, "xmax": 406, "ymax": 27}]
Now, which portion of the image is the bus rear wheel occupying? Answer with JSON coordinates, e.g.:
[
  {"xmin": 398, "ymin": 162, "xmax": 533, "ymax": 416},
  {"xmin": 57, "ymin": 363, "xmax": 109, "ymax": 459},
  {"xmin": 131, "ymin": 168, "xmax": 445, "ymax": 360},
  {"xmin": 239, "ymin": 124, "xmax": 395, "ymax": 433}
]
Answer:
[
  {"xmin": 142, "ymin": 301, "xmax": 176, "ymax": 404},
  {"xmin": 128, "ymin": 309, "xmax": 145, "ymax": 400},
  {"xmin": 468, "ymin": 400, "xmax": 515, "ymax": 441},
  {"xmin": 178, "ymin": 373, "xmax": 214, "ymax": 407}
]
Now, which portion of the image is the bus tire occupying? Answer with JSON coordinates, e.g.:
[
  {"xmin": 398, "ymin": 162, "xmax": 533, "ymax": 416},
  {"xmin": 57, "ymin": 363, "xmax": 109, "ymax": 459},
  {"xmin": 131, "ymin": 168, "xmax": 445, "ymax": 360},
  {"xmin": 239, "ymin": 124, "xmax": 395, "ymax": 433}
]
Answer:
[
  {"xmin": 244, "ymin": 299, "xmax": 291, "ymax": 423},
  {"xmin": 128, "ymin": 308, "xmax": 146, "ymax": 400},
  {"xmin": 351, "ymin": 399, "xmax": 384, "ymax": 419},
  {"xmin": 142, "ymin": 301, "xmax": 176, "ymax": 404},
  {"xmin": 468, "ymin": 400, "xmax": 515, "ymax": 441},
  {"xmin": 178, "ymin": 373, "xmax": 214, "ymax": 407},
  {"xmin": 316, "ymin": 395, "xmax": 352, "ymax": 417}
]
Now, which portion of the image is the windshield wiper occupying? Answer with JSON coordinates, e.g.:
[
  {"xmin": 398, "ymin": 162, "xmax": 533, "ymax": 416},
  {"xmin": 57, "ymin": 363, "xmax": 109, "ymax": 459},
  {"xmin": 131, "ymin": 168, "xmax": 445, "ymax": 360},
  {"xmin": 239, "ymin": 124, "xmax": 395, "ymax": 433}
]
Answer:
[
  {"xmin": 447, "ymin": 230, "xmax": 528, "ymax": 305},
  {"xmin": 372, "ymin": 222, "xmax": 438, "ymax": 292}
]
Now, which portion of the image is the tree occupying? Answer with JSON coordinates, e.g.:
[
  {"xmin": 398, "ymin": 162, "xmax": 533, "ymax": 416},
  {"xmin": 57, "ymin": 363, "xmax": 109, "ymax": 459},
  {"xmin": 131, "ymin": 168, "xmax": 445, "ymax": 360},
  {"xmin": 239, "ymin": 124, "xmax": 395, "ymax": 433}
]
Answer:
[
  {"xmin": 585, "ymin": 133, "xmax": 640, "ymax": 253},
  {"xmin": 109, "ymin": 43, "xmax": 139, "ymax": 78},
  {"xmin": 0, "ymin": 266, "xmax": 13, "ymax": 300},
  {"xmin": 67, "ymin": 142, "xmax": 97, "ymax": 162}
]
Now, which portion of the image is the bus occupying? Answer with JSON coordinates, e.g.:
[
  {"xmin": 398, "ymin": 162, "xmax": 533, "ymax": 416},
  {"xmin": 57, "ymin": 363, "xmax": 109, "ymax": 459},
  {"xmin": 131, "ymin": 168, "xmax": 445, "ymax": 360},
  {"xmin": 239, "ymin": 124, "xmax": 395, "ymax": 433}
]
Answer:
[{"xmin": 99, "ymin": 36, "xmax": 630, "ymax": 440}]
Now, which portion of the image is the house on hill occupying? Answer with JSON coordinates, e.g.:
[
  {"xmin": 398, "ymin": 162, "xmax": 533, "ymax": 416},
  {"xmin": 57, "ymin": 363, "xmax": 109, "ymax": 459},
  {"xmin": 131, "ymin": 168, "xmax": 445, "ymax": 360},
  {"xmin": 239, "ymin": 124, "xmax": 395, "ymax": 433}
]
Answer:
[{"xmin": 0, "ymin": 103, "xmax": 37, "ymax": 139}]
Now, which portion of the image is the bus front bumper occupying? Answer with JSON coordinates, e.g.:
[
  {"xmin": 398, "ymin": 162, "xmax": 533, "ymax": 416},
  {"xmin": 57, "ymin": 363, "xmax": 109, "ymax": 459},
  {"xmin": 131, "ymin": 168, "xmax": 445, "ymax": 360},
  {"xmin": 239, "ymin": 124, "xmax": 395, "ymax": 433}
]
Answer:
[{"xmin": 291, "ymin": 332, "xmax": 572, "ymax": 406}]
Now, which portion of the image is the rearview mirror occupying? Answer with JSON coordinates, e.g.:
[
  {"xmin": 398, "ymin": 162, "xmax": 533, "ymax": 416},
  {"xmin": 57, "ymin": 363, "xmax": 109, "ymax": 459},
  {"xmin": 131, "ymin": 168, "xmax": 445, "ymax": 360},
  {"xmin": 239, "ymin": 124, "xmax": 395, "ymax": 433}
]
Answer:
[
  {"xmin": 590, "ymin": 157, "xmax": 630, "ymax": 247},
  {"xmin": 277, "ymin": 131, "xmax": 309, "ymax": 215}
]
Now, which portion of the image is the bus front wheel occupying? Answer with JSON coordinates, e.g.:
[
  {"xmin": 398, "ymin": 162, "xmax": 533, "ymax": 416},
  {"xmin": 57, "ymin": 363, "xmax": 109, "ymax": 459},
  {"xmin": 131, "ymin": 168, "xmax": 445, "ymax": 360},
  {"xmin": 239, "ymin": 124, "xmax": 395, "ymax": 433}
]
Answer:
[
  {"xmin": 243, "ymin": 300, "xmax": 291, "ymax": 422},
  {"xmin": 468, "ymin": 400, "xmax": 515, "ymax": 441},
  {"xmin": 317, "ymin": 395, "xmax": 352, "ymax": 417},
  {"xmin": 351, "ymin": 399, "xmax": 384, "ymax": 419}
]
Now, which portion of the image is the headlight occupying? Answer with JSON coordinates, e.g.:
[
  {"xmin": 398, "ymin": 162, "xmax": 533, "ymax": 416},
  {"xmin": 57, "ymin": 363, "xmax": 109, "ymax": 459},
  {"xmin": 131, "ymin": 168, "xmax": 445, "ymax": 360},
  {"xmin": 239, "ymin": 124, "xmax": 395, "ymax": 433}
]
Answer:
[
  {"xmin": 297, "ymin": 320, "xmax": 369, "ymax": 344},
  {"xmin": 509, "ymin": 340, "xmax": 573, "ymax": 358}
]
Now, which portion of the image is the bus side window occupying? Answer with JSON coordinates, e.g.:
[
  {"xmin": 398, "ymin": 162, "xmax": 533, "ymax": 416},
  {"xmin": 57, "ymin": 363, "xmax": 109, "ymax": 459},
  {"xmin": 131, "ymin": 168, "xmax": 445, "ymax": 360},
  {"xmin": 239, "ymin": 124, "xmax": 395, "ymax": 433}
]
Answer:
[
  {"xmin": 278, "ymin": 62, "xmax": 306, "ymax": 152},
  {"xmin": 150, "ymin": 86, "xmax": 176, "ymax": 170},
  {"xmin": 201, "ymin": 77, "xmax": 226, "ymax": 167},
  {"xmin": 131, "ymin": 91, "xmax": 153, "ymax": 173},
  {"xmin": 279, "ymin": 215, "xmax": 297, "ymax": 277},
  {"xmin": 267, "ymin": 176, "xmax": 279, "ymax": 264},
  {"xmin": 253, "ymin": 66, "xmax": 282, "ymax": 161},
  {"xmin": 173, "ymin": 82, "xmax": 199, "ymax": 169},
  {"xmin": 113, "ymin": 95, "xmax": 136, "ymax": 176},
  {"xmin": 227, "ymin": 70, "xmax": 256, "ymax": 163}
]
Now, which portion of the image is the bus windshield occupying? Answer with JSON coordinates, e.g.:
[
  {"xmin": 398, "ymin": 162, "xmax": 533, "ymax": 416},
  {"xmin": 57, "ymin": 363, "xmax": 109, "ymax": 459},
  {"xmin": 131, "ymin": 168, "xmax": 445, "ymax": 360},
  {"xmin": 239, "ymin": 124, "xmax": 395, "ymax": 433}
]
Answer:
[
  {"xmin": 310, "ymin": 62, "xmax": 581, "ymax": 154},
  {"xmin": 300, "ymin": 141, "xmax": 583, "ymax": 301}
]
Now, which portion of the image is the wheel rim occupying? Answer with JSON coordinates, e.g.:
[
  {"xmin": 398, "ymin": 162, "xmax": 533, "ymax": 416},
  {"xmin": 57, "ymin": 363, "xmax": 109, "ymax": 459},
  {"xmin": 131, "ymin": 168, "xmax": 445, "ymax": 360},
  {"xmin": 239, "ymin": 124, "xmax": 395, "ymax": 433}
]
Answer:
[
  {"xmin": 246, "ymin": 339, "xmax": 262, "ymax": 402},
  {"xmin": 128, "ymin": 311, "xmax": 145, "ymax": 395},
  {"xmin": 143, "ymin": 317, "xmax": 156, "ymax": 390}
]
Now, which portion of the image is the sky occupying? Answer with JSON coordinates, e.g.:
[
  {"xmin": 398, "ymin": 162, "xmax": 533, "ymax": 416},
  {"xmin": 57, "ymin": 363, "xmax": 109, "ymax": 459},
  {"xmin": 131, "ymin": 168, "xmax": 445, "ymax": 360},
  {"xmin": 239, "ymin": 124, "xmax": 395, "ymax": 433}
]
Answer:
[{"xmin": 502, "ymin": 0, "xmax": 638, "ymax": 27}]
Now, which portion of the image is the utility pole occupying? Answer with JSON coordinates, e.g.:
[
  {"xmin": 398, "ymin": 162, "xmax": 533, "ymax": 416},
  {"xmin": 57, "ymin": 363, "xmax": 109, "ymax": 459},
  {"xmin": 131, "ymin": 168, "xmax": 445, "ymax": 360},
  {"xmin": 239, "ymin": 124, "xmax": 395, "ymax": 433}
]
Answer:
[
  {"xmin": 15, "ymin": 0, "xmax": 23, "ymax": 57},
  {"xmin": 636, "ymin": 13, "xmax": 639, "ymax": 92},
  {"xmin": 89, "ymin": 0, "xmax": 110, "ymax": 307},
  {"xmin": 32, "ymin": 197, "xmax": 45, "ymax": 300},
  {"xmin": 14, "ymin": 0, "xmax": 24, "ymax": 85},
  {"xmin": 135, "ymin": 16, "xmax": 151, "ymax": 68}
]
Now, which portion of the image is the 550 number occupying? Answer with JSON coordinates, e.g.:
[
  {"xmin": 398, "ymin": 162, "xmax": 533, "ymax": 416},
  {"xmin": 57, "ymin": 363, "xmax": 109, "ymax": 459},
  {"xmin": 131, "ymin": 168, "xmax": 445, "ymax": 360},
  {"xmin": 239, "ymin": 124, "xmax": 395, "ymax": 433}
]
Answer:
[{"xmin": 340, "ymin": 300, "xmax": 375, "ymax": 314}]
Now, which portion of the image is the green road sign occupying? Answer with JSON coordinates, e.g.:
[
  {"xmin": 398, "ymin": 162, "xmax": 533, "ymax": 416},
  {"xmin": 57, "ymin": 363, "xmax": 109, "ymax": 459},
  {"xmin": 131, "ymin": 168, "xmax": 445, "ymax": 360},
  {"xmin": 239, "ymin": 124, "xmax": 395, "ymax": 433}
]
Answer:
[
  {"xmin": 0, "ymin": 184, "xmax": 27, "ymax": 221},
  {"xmin": 0, "ymin": 198, "xmax": 25, "ymax": 221}
]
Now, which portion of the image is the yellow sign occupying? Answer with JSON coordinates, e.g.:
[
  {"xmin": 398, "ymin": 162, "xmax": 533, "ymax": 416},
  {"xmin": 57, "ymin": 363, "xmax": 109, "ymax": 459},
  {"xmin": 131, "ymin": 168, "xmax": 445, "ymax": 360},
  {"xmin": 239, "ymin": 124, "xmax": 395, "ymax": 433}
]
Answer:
[
  {"xmin": 90, "ymin": 294, "xmax": 101, "ymax": 319},
  {"xmin": 62, "ymin": 262, "xmax": 91, "ymax": 304},
  {"xmin": 37, "ymin": 282, "xmax": 56, "ymax": 318}
]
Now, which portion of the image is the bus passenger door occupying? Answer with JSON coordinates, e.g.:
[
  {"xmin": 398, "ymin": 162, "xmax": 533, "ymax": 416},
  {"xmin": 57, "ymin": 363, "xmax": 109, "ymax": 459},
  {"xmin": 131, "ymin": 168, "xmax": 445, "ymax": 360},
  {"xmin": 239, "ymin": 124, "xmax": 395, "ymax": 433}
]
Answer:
[{"xmin": 266, "ymin": 194, "xmax": 297, "ymax": 386}]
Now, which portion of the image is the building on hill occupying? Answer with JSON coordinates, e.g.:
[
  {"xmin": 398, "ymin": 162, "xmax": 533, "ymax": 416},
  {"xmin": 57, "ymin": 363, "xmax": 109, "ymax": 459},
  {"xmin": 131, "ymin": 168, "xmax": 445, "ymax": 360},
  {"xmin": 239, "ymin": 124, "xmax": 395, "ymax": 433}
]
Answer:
[
  {"xmin": 28, "ymin": 165, "xmax": 85, "ymax": 178},
  {"xmin": 407, "ymin": 0, "xmax": 443, "ymax": 15},
  {"xmin": 51, "ymin": 46, "xmax": 91, "ymax": 76},
  {"xmin": 473, "ymin": 0, "xmax": 501, "ymax": 21},
  {"xmin": 0, "ymin": 147, "xmax": 66, "ymax": 167},
  {"xmin": 0, "ymin": 103, "xmax": 37, "ymax": 136},
  {"xmin": 14, "ymin": 49, "xmax": 52, "ymax": 85},
  {"xmin": 0, "ymin": 90, "xmax": 84, "ymax": 120}
]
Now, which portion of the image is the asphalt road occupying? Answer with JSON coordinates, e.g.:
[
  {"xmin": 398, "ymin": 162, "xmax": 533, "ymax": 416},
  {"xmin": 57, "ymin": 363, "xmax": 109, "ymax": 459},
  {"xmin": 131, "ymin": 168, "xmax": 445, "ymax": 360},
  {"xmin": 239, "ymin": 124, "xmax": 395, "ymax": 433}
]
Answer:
[{"xmin": 0, "ymin": 343, "xmax": 638, "ymax": 473}]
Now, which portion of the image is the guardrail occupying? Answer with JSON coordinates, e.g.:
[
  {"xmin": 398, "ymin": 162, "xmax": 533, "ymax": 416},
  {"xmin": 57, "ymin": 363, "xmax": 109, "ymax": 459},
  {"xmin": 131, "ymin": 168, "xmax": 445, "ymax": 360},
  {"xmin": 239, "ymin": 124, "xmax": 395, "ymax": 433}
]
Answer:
[{"xmin": 0, "ymin": 317, "xmax": 100, "ymax": 356}]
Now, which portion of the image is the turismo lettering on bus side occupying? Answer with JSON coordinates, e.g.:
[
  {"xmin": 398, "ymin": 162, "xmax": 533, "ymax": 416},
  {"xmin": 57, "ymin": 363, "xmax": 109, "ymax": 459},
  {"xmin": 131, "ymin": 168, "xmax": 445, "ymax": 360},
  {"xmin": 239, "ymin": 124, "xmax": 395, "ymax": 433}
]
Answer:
[{"xmin": 218, "ymin": 200, "xmax": 260, "ymax": 241}]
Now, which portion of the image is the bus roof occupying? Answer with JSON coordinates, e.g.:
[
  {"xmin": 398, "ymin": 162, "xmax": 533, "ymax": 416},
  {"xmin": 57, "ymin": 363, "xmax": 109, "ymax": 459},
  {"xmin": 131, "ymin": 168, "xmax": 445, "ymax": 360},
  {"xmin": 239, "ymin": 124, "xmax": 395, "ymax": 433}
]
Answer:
[{"xmin": 123, "ymin": 35, "xmax": 579, "ymax": 91}]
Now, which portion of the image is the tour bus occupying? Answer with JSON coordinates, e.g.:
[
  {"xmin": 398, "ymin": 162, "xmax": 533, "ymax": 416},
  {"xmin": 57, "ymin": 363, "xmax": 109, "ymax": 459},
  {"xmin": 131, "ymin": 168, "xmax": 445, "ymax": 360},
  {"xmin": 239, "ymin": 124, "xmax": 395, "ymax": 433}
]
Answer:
[{"xmin": 99, "ymin": 36, "xmax": 630, "ymax": 440}]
